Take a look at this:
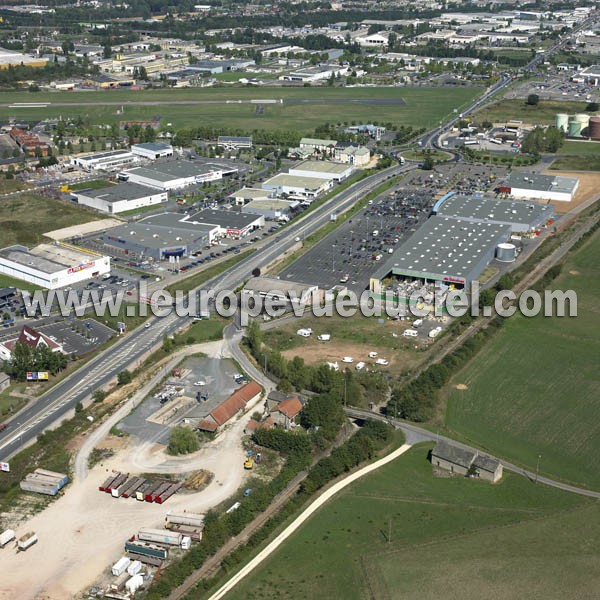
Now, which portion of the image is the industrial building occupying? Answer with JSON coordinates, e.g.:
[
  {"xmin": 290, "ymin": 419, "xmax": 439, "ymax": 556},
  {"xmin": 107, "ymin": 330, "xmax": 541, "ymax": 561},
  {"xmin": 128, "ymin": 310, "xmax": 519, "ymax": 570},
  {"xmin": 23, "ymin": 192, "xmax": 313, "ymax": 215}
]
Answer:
[
  {"xmin": 184, "ymin": 209, "xmax": 264, "ymax": 238},
  {"xmin": 241, "ymin": 198, "xmax": 299, "ymax": 220},
  {"xmin": 230, "ymin": 187, "xmax": 273, "ymax": 206},
  {"xmin": 72, "ymin": 182, "xmax": 168, "ymax": 214},
  {"xmin": 578, "ymin": 64, "xmax": 600, "ymax": 86},
  {"xmin": 0, "ymin": 244, "xmax": 110, "ymax": 289},
  {"xmin": 370, "ymin": 216, "xmax": 511, "ymax": 293},
  {"xmin": 242, "ymin": 276, "xmax": 318, "ymax": 308},
  {"xmin": 262, "ymin": 173, "xmax": 333, "ymax": 200},
  {"xmin": 279, "ymin": 64, "xmax": 348, "ymax": 83},
  {"xmin": 217, "ymin": 136, "xmax": 252, "ymax": 149},
  {"xmin": 71, "ymin": 149, "xmax": 138, "ymax": 172},
  {"xmin": 101, "ymin": 214, "xmax": 219, "ymax": 261},
  {"xmin": 288, "ymin": 160, "xmax": 353, "ymax": 183},
  {"xmin": 131, "ymin": 142, "xmax": 174, "ymax": 160},
  {"xmin": 504, "ymin": 172, "xmax": 579, "ymax": 202},
  {"xmin": 121, "ymin": 159, "xmax": 238, "ymax": 191},
  {"xmin": 433, "ymin": 192, "xmax": 554, "ymax": 233}
]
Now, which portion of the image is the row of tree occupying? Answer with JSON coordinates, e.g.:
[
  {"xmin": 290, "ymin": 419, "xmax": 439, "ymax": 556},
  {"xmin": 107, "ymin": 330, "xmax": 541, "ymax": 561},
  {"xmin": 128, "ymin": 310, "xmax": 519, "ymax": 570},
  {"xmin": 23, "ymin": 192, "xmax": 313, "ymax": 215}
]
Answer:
[{"xmin": 4, "ymin": 342, "xmax": 68, "ymax": 382}]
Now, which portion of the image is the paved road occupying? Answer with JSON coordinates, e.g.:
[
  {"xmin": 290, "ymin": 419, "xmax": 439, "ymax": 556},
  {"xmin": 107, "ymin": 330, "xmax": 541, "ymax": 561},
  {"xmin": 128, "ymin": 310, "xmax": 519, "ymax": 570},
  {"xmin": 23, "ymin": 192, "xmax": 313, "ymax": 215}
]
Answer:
[{"xmin": 0, "ymin": 162, "xmax": 407, "ymax": 461}]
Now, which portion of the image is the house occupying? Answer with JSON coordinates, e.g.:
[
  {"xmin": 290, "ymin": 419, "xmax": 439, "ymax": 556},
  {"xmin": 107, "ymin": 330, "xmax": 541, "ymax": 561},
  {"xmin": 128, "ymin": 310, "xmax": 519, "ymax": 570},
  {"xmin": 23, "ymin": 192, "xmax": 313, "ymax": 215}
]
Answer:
[
  {"xmin": 197, "ymin": 381, "xmax": 262, "ymax": 433},
  {"xmin": 266, "ymin": 391, "xmax": 306, "ymax": 429},
  {"xmin": 431, "ymin": 440, "xmax": 503, "ymax": 483},
  {"xmin": 0, "ymin": 372, "xmax": 10, "ymax": 392},
  {"xmin": 0, "ymin": 325, "xmax": 64, "ymax": 362}
]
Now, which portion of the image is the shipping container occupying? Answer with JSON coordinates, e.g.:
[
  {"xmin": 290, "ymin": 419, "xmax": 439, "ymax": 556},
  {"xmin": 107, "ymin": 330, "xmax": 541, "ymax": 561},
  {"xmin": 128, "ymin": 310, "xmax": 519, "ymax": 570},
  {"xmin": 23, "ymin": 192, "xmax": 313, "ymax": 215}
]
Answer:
[
  {"xmin": 125, "ymin": 541, "xmax": 168, "ymax": 561},
  {"xmin": 165, "ymin": 522, "xmax": 203, "ymax": 541},
  {"xmin": 165, "ymin": 511, "xmax": 205, "ymax": 529},
  {"xmin": 0, "ymin": 529, "xmax": 15, "ymax": 548},
  {"xmin": 126, "ymin": 574, "xmax": 144, "ymax": 594},
  {"xmin": 126, "ymin": 551, "xmax": 163, "ymax": 567},
  {"xmin": 155, "ymin": 482, "xmax": 181, "ymax": 504},
  {"xmin": 111, "ymin": 556, "xmax": 131, "ymax": 577},
  {"xmin": 17, "ymin": 532, "xmax": 37, "ymax": 551},
  {"xmin": 34, "ymin": 469, "xmax": 68, "ymax": 488},
  {"xmin": 20, "ymin": 480, "xmax": 59, "ymax": 496}
]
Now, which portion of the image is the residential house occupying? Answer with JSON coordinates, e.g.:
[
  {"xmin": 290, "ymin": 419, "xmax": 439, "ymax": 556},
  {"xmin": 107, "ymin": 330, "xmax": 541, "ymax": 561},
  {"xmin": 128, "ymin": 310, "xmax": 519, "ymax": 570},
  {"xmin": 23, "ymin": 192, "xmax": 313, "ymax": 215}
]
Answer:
[{"xmin": 0, "ymin": 325, "xmax": 64, "ymax": 362}]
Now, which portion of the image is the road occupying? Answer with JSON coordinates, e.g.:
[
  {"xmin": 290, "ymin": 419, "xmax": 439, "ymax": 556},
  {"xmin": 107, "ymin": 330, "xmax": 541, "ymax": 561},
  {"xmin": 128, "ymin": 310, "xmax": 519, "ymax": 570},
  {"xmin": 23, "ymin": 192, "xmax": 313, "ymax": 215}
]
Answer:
[{"xmin": 0, "ymin": 162, "xmax": 407, "ymax": 461}]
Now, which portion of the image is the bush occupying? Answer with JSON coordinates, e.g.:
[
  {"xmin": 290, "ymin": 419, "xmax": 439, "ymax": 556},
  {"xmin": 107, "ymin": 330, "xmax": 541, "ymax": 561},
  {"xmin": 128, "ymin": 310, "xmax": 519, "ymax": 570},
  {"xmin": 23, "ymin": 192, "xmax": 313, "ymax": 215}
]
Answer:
[{"xmin": 167, "ymin": 426, "xmax": 200, "ymax": 455}]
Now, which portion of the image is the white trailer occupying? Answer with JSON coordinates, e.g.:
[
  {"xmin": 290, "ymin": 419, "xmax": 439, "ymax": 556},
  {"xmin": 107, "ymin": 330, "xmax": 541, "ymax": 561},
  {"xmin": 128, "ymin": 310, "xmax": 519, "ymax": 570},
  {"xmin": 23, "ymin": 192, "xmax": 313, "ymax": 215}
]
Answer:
[
  {"xmin": 17, "ymin": 532, "xmax": 37, "ymax": 551},
  {"xmin": 112, "ymin": 556, "xmax": 131, "ymax": 577},
  {"xmin": 126, "ymin": 574, "xmax": 144, "ymax": 594},
  {"xmin": 127, "ymin": 560, "xmax": 143, "ymax": 576},
  {"xmin": 0, "ymin": 529, "xmax": 15, "ymax": 548},
  {"xmin": 165, "ymin": 512, "xmax": 205, "ymax": 529},
  {"xmin": 138, "ymin": 527, "xmax": 190, "ymax": 548}
]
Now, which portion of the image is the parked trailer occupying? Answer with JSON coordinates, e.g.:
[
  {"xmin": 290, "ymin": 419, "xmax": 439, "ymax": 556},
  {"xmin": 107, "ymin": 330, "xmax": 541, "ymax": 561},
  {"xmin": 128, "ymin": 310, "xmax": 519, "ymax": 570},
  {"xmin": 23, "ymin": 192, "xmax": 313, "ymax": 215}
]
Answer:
[
  {"xmin": 111, "ymin": 556, "xmax": 131, "ymax": 577},
  {"xmin": 20, "ymin": 480, "xmax": 59, "ymax": 496},
  {"xmin": 142, "ymin": 481, "xmax": 163, "ymax": 502},
  {"xmin": 127, "ymin": 560, "xmax": 142, "ymax": 576},
  {"xmin": 126, "ymin": 551, "xmax": 163, "ymax": 567},
  {"xmin": 34, "ymin": 469, "xmax": 68, "ymax": 488},
  {"xmin": 121, "ymin": 477, "xmax": 145, "ymax": 499},
  {"xmin": 17, "ymin": 532, "xmax": 37, "ymax": 551},
  {"xmin": 108, "ymin": 473, "xmax": 128, "ymax": 494},
  {"xmin": 155, "ymin": 482, "xmax": 182, "ymax": 504},
  {"xmin": 100, "ymin": 472, "xmax": 121, "ymax": 492},
  {"xmin": 25, "ymin": 473, "xmax": 64, "ymax": 487},
  {"xmin": 165, "ymin": 522, "xmax": 203, "ymax": 541},
  {"xmin": 135, "ymin": 482, "xmax": 151, "ymax": 501},
  {"xmin": 165, "ymin": 511, "xmax": 205, "ymax": 529},
  {"xmin": 138, "ymin": 527, "xmax": 184, "ymax": 547},
  {"xmin": 125, "ymin": 541, "xmax": 168, "ymax": 561},
  {"xmin": 148, "ymin": 481, "xmax": 172, "ymax": 503},
  {"xmin": 0, "ymin": 529, "xmax": 16, "ymax": 548},
  {"xmin": 111, "ymin": 474, "xmax": 132, "ymax": 498}
]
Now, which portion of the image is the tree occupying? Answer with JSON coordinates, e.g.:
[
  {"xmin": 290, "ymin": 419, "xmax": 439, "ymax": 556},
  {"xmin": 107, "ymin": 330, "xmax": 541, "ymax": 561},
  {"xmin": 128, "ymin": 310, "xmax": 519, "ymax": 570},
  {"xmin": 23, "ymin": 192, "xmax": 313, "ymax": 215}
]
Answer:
[
  {"xmin": 92, "ymin": 389, "xmax": 107, "ymax": 403},
  {"xmin": 167, "ymin": 426, "xmax": 200, "ymax": 455},
  {"xmin": 422, "ymin": 155, "xmax": 434, "ymax": 170},
  {"xmin": 117, "ymin": 370, "xmax": 132, "ymax": 385},
  {"xmin": 526, "ymin": 94, "xmax": 539, "ymax": 106},
  {"xmin": 586, "ymin": 101, "xmax": 599, "ymax": 112}
]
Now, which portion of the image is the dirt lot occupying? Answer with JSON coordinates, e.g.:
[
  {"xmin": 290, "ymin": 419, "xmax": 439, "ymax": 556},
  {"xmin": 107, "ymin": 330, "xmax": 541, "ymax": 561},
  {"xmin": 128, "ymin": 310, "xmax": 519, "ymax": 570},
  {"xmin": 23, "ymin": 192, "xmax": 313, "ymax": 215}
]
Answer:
[{"xmin": 543, "ymin": 170, "xmax": 600, "ymax": 213}]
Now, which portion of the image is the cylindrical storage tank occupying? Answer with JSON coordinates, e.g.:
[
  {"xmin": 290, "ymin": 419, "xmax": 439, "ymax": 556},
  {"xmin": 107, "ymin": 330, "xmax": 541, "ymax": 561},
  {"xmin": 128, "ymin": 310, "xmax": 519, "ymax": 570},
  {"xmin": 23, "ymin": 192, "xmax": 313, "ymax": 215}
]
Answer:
[
  {"xmin": 555, "ymin": 113, "xmax": 569, "ymax": 133},
  {"xmin": 588, "ymin": 116, "xmax": 600, "ymax": 140},
  {"xmin": 575, "ymin": 113, "xmax": 590, "ymax": 136},
  {"xmin": 496, "ymin": 243, "xmax": 517, "ymax": 263},
  {"xmin": 567, "ymin": 116, "xmax": 581, "ymax": 138}
]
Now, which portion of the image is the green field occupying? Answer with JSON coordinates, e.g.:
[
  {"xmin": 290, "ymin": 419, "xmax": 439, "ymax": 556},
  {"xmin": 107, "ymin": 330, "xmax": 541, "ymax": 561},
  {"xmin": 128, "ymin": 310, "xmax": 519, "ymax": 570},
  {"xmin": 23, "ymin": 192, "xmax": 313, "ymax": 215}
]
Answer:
[
  {"xmin": 446, "ymin": 230, "xmax": 600, "ymax": 488},
  {"xmin": 0, "ymin": 179, "xmax": 30, "ymax": 194},
  {"xmin": 550, "ymin": 155, "xmax": 600, "ymax": 171},
  {"xmin": 0, "ymin": 192, "xmax": 103, "ymax": 247},
  {"xmin": 559, "ymin": 140, "xmax": 600, "ymax": 155},
  {"xmin": 225, "ymin": 444, "xmax": 596, "ymax": 600},
  {"xmin": 69, "ymin": 179, "xmax": 112, "ymax": 191},
  {"xmin": 473, "ymin": 98, "xmax": 590, "ymax": 125},
  {"xmin": 0, "ymin": 87, "xmax": 481, "ymax": 132}
]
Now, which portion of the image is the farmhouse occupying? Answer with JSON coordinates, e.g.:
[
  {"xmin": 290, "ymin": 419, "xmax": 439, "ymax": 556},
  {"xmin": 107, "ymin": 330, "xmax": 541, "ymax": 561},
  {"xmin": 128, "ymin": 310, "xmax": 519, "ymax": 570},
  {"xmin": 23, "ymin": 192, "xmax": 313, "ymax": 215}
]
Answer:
[{"xmin": 431, "ymin": 440, "xmax": 503, "ymax": 483}]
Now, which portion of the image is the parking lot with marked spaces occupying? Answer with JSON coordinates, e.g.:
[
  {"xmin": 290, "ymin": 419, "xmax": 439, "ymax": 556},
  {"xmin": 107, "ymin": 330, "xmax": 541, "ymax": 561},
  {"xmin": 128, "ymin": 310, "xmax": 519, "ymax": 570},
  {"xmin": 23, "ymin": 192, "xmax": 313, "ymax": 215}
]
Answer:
[{"xmin": 117, "ymin": 355, "xmax": 241, "ymax": 444}]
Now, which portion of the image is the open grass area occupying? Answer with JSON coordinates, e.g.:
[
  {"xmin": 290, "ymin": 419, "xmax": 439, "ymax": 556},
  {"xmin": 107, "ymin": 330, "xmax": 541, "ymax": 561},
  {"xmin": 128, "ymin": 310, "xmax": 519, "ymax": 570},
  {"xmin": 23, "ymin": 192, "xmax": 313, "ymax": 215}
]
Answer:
[
  {"xmin": 401, "ymin": 149, "xmax": 452, "ymax": 162},
  {"xmin": 0, "ymin": 193, "xmax": 102, "ymax": 247},
  {"xmin": 559, "ymin": 140, "xmax": 600, "ymax": 156},
  {"xmin": 0, "ymin": 179, "xmax": 30, "ymax": 194},
  {"xmin": 69, "ymin": 179, "xmax": 112, "ymax": 191},
  {"xmin": 445, "ymin": 229, "xmax": 600, "ymax": 489},
  {"xmin": 86, "ymin": 301, "xmax": 148, "ymax": 331},
  {"xmin": 178, "ymin": 316, "xmax": 227, "ymax": 344},
  {"xmin": 550, "ymin": 155, "xmax": 600, "ymax": 171},
  {"xmin": 0, "ymin": 87, "xmax": 481, "ymax": 132},
  {"xmin": 226, "ymin": 444, "xmax": 595, "ymax": 600},
  {"xmin": 0, "ymin": 273, "xmax": 43, "ymax": 293},
  {"xmin": 473, "ymin": 98, "xmax": 589, "ymax": 125}
]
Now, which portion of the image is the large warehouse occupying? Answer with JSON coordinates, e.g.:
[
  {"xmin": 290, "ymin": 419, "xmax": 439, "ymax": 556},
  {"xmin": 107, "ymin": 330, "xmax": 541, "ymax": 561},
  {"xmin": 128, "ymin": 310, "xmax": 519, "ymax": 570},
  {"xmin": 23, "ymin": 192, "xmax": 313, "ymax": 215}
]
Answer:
[
  {"xmin": 0, "ymin": 244, "xmax": 110, "ymax": 289},
  {"xmin": 183, "ymin": 209, "xmax": 264, "ymax": 238},
  {"xmin": 262, "ymin": 173, "xmax": 333, "ymax": 200},
  {"xmin": 71, "ymin": 149, "xmax": 138, "ymax": 172},
  {"xmin": 72, "ymin": 182, "xmax": 168, "ymax": 214},
  {"xmin": 121, "ymin": 159, "xmax": 239, "ymax": 191},
  {"xmin": 433, "ymin": 192, "xmax": 555, "ymax": 233},
  {"xmin": 504, "ymin": 172, "xmax": 579, "ymax": 202},
  {"xmin": 101, "ymin": 214, "xmax": 219, "ymax": 261},
  {"xmin": 131, "ymin": 142, "xmax": 174, "ymax": 160},
  {"xmin": 241, "ymin": 198, "xmax": 299, "ymax": 219},
  {"xmin": 288, "ymin": 160, "xmax": 353, "ymax": 183},
  {"xmin": 370, "ymin": 216, "xmax": 511, "ymax": 293}
]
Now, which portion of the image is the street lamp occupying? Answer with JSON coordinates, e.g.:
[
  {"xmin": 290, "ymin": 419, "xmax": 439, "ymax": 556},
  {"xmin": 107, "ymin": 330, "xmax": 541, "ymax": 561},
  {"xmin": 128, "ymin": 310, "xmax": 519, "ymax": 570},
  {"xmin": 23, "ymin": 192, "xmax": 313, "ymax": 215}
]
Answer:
[{"xmin": 535, "ymin": 454, "xmax": 542, "ymax": 483}]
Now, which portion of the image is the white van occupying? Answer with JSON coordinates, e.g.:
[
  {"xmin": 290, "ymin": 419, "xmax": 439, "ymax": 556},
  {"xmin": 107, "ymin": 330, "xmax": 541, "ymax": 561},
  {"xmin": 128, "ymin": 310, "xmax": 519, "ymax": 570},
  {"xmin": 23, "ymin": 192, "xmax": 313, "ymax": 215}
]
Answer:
[
  {"xmin": 375, "ymin": 358, "xmax": 389, "ymax": 366},
  {"xmin": 413, "ymin": 319, "xmax": 423, "ymax": 328},
  {"xmin": 317, "ymin": 334, "xmax": 331, "ymax": 342},
  {"xmin": 403, "ymin": 329, "xmax": 418, "ymax": 338},
  {"xmin": 341, "ymin": 356, "xmax": 353, "ymax": 364},
  {"xmin": 297, "ymin": 328, "xmax": 313, "ymax": 337},
  {"xmin": 355, "ymin": 361, "xmax": 365, "ymax": 371}
]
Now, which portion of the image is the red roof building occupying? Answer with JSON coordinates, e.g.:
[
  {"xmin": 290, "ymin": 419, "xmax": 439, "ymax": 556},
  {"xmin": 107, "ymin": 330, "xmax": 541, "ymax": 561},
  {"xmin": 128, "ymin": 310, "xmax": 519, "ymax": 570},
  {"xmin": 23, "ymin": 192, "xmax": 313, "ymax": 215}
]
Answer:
[{"xmin": 0, "ymin": 325, "xmax": 64, "ymax": 361}]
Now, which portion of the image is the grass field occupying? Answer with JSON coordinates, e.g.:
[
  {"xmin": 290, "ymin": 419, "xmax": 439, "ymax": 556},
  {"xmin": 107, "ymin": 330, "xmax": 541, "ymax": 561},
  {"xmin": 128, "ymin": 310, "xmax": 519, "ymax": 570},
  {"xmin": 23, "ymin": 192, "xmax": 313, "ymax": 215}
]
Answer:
[
  {"xmin": 0, "ymin": 179, "xmax": 30, "ymax": 194},
  {"xmin": 0, "ymin": 87, "xmax": 481, "ymax": 132},
  {"xmin": 225, "ymin": 444, "xmax": 595, "ymax": 600},
  {"xmin": 445, "ymin": 230, "xmax": 600, "ymax": 488},
  {"xmin": 0, "ymin": 273, "xmax": 43, "ymax": 292},
  {"xmin": 473, "ymin": 98, "xmax": 590, "ymax": 125},
  {"xmin": 559, "ymin": 140, "xmax": 600, "ymax": 155},
  {"xmin": 69, "ymin": 179, "xmax": 112, "ymax": 191},
  {"xmin": 551, "ymin": 155, "xmax": 600, "ymax": 171},
  {"xmin": 0, "ymin": 193, "xmax": 102, "ymax": 247}
]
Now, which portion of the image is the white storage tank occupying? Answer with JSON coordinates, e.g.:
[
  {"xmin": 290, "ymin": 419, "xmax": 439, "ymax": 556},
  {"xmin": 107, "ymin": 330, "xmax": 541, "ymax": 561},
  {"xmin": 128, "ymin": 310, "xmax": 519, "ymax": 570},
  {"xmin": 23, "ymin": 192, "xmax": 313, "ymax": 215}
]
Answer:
[
  {"xmin": 555, "ymin": 113, "xmax": 569, "ymax": 133},
  {"xmin": 496, "ymin": 242, "xmax": 517, "ymax": 262}
]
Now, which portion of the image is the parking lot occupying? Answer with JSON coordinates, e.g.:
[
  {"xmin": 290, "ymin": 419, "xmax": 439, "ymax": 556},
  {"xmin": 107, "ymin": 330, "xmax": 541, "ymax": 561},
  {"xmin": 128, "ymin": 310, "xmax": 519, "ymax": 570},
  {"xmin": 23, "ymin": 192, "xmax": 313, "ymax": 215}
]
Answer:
[
  {"xmin": 506, "ymin": 72, "xmax": 600, "ymax": 103},
  {"xmin": 117, "ymin": 355, "xmax": 242, "ymax": 444},
  {"xmin": 279, "ymin": 164, "xmax": 509, "ymax": 293}
]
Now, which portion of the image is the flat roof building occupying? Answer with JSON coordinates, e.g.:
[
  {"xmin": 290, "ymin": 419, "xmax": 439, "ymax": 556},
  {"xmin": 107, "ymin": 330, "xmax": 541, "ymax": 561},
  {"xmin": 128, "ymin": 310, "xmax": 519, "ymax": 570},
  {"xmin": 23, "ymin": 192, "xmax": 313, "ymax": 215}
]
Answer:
[
  {"xmin": 288, "ymin": 160, "xmax": 353, "ymax": 182},
  {"xmin": 184, "ymin": 209, "xmax": 264, "ymax": 238},
  {"xmin": 370, "ymin": 216, "xmax": 511, "ymax": 291},
  {"xmin": 217, "ymin": 136, "xmax": 252, "ymax": 149},
  {"xmin": 230, "ymin": 187, "xmax": 273, "ymax": 206},
  {"xmin": 72, "ymin": 182, "xmax": 168, "ymax": 215},
  {"xmin": 121, "ymin": 159, "xmax": 238, "ymax": 191},
  {"xmin": 131, "ymin": 142, "xmax": 174, "ymax": 160},
  {"xmin": 433, "ymin": 192, "xmax": 555, "ymax": 232},
  {"xmin": 241, "ymin": 198, "xmax": 299, "ymax": 220},
  {"xmin": 101, "ymin": 213, "xmax": 219, "ymax": 261},
  {"xmin": 242, "ymin": 276, "xmax": 318, "ymax": 308},
  {"xmin": 0, "ymin": 243, "xmax": 110, "ymax": 289},
  {"xmin": 504, "ymin": 172, "xmax": 579, "ymax": 202},
  {"xmin": 262, "ymin": 173, "xmax": 333, "ymax": 200},
  {"xmin": 71, "ymin": 149, "xmax": 137, "ymax": 172}
]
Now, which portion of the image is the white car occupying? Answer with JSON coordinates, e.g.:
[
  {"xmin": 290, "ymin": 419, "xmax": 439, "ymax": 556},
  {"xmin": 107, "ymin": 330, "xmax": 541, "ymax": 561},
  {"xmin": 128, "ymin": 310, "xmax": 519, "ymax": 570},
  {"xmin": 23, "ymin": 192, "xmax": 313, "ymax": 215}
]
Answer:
[
  {"xmin": 341, "ymin": 357, "xmax": 353, "ymax": 364},
  {"xmin": 355, "ymin": 362, "xmax": 366, "ymax": 371},
  {"xmin": 144, "ymin": 322, "xmax": 151, "ymax": 329},
  {"xmin": 193, "ymin": 381, "xmax": 206, "ymax": 387},
  {"xmin": 368, "ymin": 351, "xmax": 378, "ymax": 358},
  {"xmin": 375, "ymin": 358, "xmax": 389, "ymax": 366}
]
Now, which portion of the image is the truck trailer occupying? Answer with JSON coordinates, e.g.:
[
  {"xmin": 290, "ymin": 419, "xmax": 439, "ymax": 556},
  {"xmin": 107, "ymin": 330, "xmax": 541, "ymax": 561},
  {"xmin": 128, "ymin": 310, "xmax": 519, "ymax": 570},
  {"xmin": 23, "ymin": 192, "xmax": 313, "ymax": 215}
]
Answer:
[
  {"xmin": 0, "ymin": 529, "xmax": 15, "ymax": 548},
  {"xmin": 125, "ymin": 540, "xmax": 168, "ymax": 561},
  {"xmin": 99, "ymin": 472, "xmax": 122, "ymax": 492},
  {"xmin": 155, "ymin": 482, "xmax": 181, "ymax": 504},
  {"xmin": 138, "ymin": 527, "xmax": 191, "ymax": 548},
  {"xmin": 17, "ymin": 532, "xmax": 38, "ymax": 551}
]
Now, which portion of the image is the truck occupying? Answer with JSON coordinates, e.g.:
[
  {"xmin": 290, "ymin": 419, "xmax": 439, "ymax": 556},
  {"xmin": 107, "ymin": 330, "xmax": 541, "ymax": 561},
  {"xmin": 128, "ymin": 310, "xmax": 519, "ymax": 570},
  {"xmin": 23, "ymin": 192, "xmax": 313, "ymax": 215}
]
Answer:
[
  {"xmin": 120, "ymin": 477, "xmax": 146, "ymax": 499},
  {"xmin": 398, "ymin": 156, "xmax": 405, "ymax": 165},
  {"xmin": 142, "ymin": 481, "xmax": 163, "ymax": 502},
  {"xmin": 17, "ymin": 532, "xmax": 37, "ymax": 551},
  {"xmin": 138, "ymin": 527, "xmax": 191, "ymax": 549},
  {"xmin": 125, "ymin": 540, "xmax": 168, "ymax": 561},
  {"xmin": 0, "ymin": 529, "xmax": 15, "ymax": 548}
]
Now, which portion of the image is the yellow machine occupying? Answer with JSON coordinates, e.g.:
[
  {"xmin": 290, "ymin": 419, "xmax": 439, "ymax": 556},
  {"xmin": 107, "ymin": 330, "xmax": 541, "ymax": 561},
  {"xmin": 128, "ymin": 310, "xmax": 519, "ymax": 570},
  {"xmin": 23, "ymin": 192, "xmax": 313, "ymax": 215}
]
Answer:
[
  {"xmin": 243, "ymin": 458, "xmax": 254, "ymax": 470},
  {"xmin": 60, "ymin": 185, "xmax": 72, "ymax": 193}
]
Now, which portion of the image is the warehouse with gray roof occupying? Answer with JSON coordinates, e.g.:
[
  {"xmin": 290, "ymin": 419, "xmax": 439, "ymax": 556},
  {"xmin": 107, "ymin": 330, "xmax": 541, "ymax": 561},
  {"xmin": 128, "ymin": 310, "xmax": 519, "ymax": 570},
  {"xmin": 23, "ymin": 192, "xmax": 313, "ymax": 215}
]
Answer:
[
  {"xmin": 432, "ymin": 192, "xmax": 554, "ymax": 233},
  {"xmin": 72, "ymin": 182, "xmax": 168, "ymax": 214},
  {"xmin": 505, "ymin": 172, "xmax": 579, "ymax": 202},
  {"xmin": 370, "ymin": 215, "xmax": 511, "ymax": 292}
]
